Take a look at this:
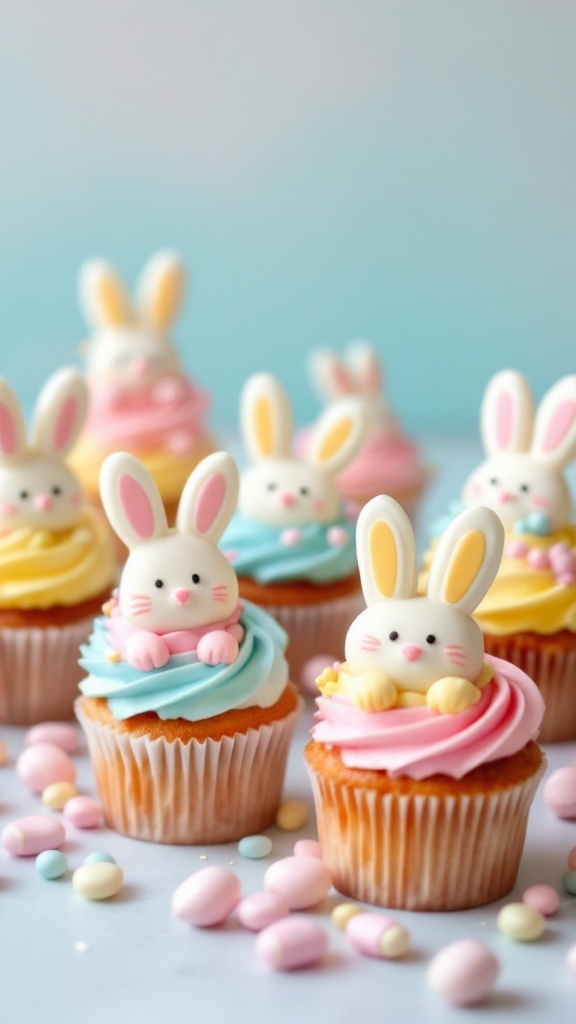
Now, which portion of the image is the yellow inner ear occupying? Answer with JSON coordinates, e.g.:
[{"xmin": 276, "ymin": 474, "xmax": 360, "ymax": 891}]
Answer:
[
  {"xmin": 253, "ymin": 396, "xmax": 274, "ymax": 456},
  {"xmin": 150, "ymin": 268, "xmax": 182, "ymax": 329},
  {"xmin": 316, "ymin": 417, "xmax": 352, "ymax": 463},
  {"xmin": 369, "ymin": 520, "xmax": 397, "ymax": 598},
  {"xmin": 100, "ymin": 278, "xmax": 129, "ymax": 326},
  {"xmin": 444, "ymin": 530, "xmax": 486, "ymax": 604}
]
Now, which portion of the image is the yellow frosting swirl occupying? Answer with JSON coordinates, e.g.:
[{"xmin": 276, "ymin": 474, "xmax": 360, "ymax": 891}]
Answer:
[
  {"xmin": 70, "ymin": 436, "xmax": 214, "ymax": 502},
  {"xmin": 420, "ymin": 525, "xmax": 576, "ymax": 636},
  {"xmin": 0, "ymin": 507, "xmax": 115, "ymax": 609}
]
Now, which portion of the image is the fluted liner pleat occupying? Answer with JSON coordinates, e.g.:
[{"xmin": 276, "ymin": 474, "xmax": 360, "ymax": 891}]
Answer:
[
  {"xmin": 76, "ymin": 698, "xmax": 300, "ymax": 844},
  {"xmin": 306, "ymin": 759, "xmax": 545, "ymax": 911},
  {"xmin": 0, "ymin": 619, "xmax": 94, "ymax": 725},
  {"xmin": 483, "ymin": 633, "xmax": 576, "ymax": 743}
]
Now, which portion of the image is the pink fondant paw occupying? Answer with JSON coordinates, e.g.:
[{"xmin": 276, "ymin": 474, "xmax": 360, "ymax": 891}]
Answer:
[
  {"xmin": 197, "ymin": 630, "xmax": 239, "ymax": 666},
  {"xmin": 228, "ymin": 623, "xmax": 245, "ymax": 643},
  {"xmin": 126, "ymin": 632, "xmax": 171, "ymax": 671}
]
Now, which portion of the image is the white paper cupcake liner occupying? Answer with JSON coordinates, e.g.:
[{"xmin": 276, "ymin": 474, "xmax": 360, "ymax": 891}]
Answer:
[{"xmin": 76, "ymin": 696, "xmax": 300, "ymax": 844}]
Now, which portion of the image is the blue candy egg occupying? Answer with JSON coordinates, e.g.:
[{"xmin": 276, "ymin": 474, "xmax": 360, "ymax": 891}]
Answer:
[
  {"xmin": 36, "ymin": 849, "xmax": 68, "ymax": 880},
  {"xmin": 238, "ymin": 835, "xmax": 273, "ymax": 859}
]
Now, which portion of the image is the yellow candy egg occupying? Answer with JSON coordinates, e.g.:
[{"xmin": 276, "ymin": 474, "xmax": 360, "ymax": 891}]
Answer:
[
  {"xmin": 275, "ymin": 801, "xmax": 308, "ymax": 831},
  {"xmin": 42, "ymin": 781, "xmax": 78, "ymax": 811},
  {"xmin": 331, "ymin": 903, "xmax": 362, "ymax": 930}
]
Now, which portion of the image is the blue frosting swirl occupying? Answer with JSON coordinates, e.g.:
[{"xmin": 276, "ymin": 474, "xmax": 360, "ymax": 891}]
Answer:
[
  {"xmin": 79, "ymin": 601, "xmax": 288, "ymax": 722},
  {"xmin": 220, "ymin": 512, "xmax": 357, "ymax": 584}
]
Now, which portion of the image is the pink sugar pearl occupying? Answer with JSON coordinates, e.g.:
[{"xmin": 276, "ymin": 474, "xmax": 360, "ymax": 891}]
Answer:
[
  {"xmin": 25, "ymin": 723, "xmax": 80, "ymax": 755},
  {"xmin": 568, "ymin": 847, "xmax": 576, "ymax": 871},
  {"xmin": 172, "ymin": 867, "xmax": 241, "ymax": 928},
  {"xmin": 236, "ymin": 892, "xmax": 289, "ymax": 932},
  {"xmin": 543, "ymin": 766, "xmax": 576, "ymax": 819},
  {"xmin": 281, "ymin": 528, "xmax": 302, "ymax": 547},
  {"xmin": 527, "ymin": 549, "xmax": 550, "ymax": 570},
  {"xmin": 327, "ymin": 525, "xmax": 348, "ymax": 547},
  {"xmin": 522, "ymin": 884, "xmax": 560, "ymax": 917},
  {"xmin": 506, "ymin": 540, "xmax": 528, "ymax": 558},
  {"xmin": 64, "ymin": 796, "xmax": 101, "ymax": 829},
  {"xmin": 17, "ymin": 743, "xmax": 76, "ymax": 794},
  {"xmin": 556, "ymin": 572, "xmax": 576, "ymax": 586},
  {"xmin": 256, "ymin": 917, "xmax": 329, "ymax": 971},
  {"xmin": 549, "ymin": 542, "xmax": 572, "ymax": 562},
  {"xmin": 301, "ymin": 655, "xmax": 334, "ymax": 696},
  {"xmin": 293, "ymin": 839, "xmax": 322, "ymax": 859}
]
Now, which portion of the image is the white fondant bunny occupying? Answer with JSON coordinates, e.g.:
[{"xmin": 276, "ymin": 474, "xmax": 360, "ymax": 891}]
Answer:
[
  {"xmin": 239, "ymin": 373, "xmax": 368, "ymax": 529},
  {"xmin": 0, "ymin": 369, "xmax": 88, "ymax": 533},
  {"xmin": 462, "ymin": 370, "xmax": 576, "ymax": 532},
  {"xmin": 339, "ymin": 497, "xmax": 504, "ymax": 713},
  {"xmin": 79, "ymin": 250, "xmax": 186, "ymax": 390},
  {"xmin": 100, "ymin": 450, "xmax": 243, "ymax": 670},
  {"xmin": 308, "ymin": 339, "xmax": 395, "ymax": 428}
]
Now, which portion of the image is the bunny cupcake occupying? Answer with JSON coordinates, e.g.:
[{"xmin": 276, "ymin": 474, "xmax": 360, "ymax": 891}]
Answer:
[
  {"xmin": 220, "ymin": 373, "xmax": 368, "ymax": 689},
  {"xmin": 298, "ymin": 340, "xmax": 428, "ymax": 522},
  {"xmin": 426, "ymin": 370, "xmax": 576, "ymax": 741},
  {"xmin": 0, "ymin": 369, "xmax": 115, "ymax": 723},
  {"xmin": 70, "ymin": 250, "xmax": 214, "ymax": 542},
  {"xmin": 75, "ymin": 450, "xmax": 299, "ymax": 844},
  {"xmin": 306, "ymin": 497, "xmax": 546, "ymax": 911}
]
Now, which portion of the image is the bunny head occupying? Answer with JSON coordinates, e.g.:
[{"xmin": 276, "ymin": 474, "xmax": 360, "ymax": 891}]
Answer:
[
  {"xmin": 0, "ymin": 369, "xmax": 88, "ymax": 533},
  {"xmin": 79, "ymin": 251, "xmax": 186, "ymax": 390},
  {"xmin": 345, "ymin": 497, "xmax": 504, "ymax": 696},
  {"xmin": 462, "ymin": 371, "xmax": 576, "ymax": 531},
  {"xmin": 238, "ymin": 373, "xmax": 368, "ymax": 528},
  {"xmin": 308, "ymin": 339, "xmax": 393, "ymax": 427},
  {"xmin": 100, "ymin": 451, "xmax": 240, "ymax": 633}
]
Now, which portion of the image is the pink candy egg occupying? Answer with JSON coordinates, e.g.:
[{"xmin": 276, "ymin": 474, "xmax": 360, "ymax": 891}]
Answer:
[
  {"xmin": 543, "ymin": 766, "xmax": 576, "ymax": 819},
  {"xmin": 236, "ymin": 892, "xmax": 289, "ymax": 932},
  {"xmin": 2, "ymin": 815, "xmax": 66, "ymax": 857},
  {"xmin": 567, "ymin": 846, "xmax": 576, "ymax": 871},
  {"xmin": 522, "ymin": 884, "xmax": 560, "ymax": 917},
  {"xmin": 17, "ymin": 743, "xmax": 76, "ymax": 794},
  {"xmin": 293, "ymin": 839, "xmax": 322, "ymax": 859},
  {"xmin": 427, "ymin": 939, "xmax": 500, "ymax": 1006},
  {"xmin": 25, "ymin": 722, "xmax": 80, "ymax": 755},
  {"xmin": 172, "ymin": 867, "xmax": 241, "ymax": 927},
  {"xmin": 346, "ymin": 912, "xmax": 410, "ymax": 959},
  {"xmin": 264, "ymin": 855, "xmax": 332, "ymax": 910},
  {"xmin": 300, "ymin": 656, "xmax": 334, "ymax": 696},
  {"xmin": 256, "ymin": 917, "xmax": 328, "ymax": 971},
  {"xmin": 64, "ymin": 796, "xmax": 101, "ymax": 829}
]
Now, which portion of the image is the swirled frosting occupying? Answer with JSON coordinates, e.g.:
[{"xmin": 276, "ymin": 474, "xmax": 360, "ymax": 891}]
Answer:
[
  {"xmin": 0, "ymin": 507, "xmax": 115, "ymax": 609},
  {"xmin": 220, "ymin": 513, "xmax": 357, "ymax": 584},
  {"xmin": 312, "ymin": 656, "xmax": 544, "ymax": 780},
  {"xmin": 79, "ymin": 601, "xmax": 288, "ymax": 721},
  {"xmin": 296, "ymin": 424, "xmax": 426, "ymax": 498}
]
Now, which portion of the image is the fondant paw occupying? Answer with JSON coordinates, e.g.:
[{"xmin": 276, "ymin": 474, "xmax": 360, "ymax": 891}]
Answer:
[
  {"xmin": 197, "ymin": 630, "xmax": 239, "ymax": 666},
  {"xmin": 345, "ymin": 670, "xmax": 398, "ymax": 713},
  {"xmin": 427, "ymin": 676, "xmax": 482, "ymax": 715},
  {"xmin": 126, "ymin": 631, "xmax": 171, "ymax": 671}
]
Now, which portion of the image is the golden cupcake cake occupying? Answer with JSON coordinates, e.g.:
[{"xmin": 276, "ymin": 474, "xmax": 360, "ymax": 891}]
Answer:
[
  {"xmin": 0, "ymin": 369, "xmax": 115, "ymax": 723},
  {"xmin": 306, "ymin": 497, "xmax": 545, "ymax": 911}
]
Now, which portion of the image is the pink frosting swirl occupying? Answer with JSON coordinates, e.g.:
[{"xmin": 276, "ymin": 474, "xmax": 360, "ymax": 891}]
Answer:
[
  {"xmin": 86, "ymin": 375, "xmax": 211, "ymax": 452},
  {"xmin": 312, "ymin": 656, "xmax": 545, "ymax": 780},
  {"xmin": 295, "ymin": 423, "xmax": 425, "ymax": 497}
]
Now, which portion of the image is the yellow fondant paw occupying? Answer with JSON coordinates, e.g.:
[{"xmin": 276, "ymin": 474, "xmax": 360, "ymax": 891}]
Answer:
[
  {"xmin": 316, "ymin": 665, "xmax": 340, "ymax": 695},
  {"xmin": 345, "ymin": 671, "xmax": 398, "ymax": 713},
  {"xmin": 477, "ymin": 661, "xmax": 495, "ymax": 690},
  {"xmin": 427, "ymin": 676, "xmax": 482, "ymax": 714}
]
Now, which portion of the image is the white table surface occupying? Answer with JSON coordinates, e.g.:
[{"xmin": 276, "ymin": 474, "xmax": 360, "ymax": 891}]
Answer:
[{"xmin": 2, "ymin": 436, "xmax": 576, "ymax": 1024}]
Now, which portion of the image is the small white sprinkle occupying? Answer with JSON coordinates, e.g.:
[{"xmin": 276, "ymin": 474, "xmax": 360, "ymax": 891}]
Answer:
[
  {"xmin": 199, "ymin": 855, "xmax": 208, "ymax": 861},
  {"xmin": 75, "ymin": 941, "xmax": 89, "ymax": 953},
  {"xmin": 229, "ymin": 860, "xmax": 235, "ymax": 865}
]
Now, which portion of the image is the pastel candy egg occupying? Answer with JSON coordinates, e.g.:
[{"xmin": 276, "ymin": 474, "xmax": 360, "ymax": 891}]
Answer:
[
  {"xmin": 36, "ymin": 850, "xmax": 68, "ymax": 880},
  {"xmin": 42, "ymin": 781, "xmax": 78, "ymax": 811},
  {"xmin": 562, "ymin": 870, "xmax": 576, "ymax": 895},
  {"xmin": 543, "ymin": 766, "xmax": 576, "ymax": 818},
  {"xmin": 567, "ymin": 846, "xmax": 576, "ymax": 871},
  {"xmin": 300, "ymin": 656, "xmax": 333, "ymax": 696},
  {"xmin": 84, "ymin": 852, "xmax": 116, "ymax": 866},
  {"xmin": 427, "ymin": 939, "xmax": 500, "ymax": 1006},
  {"xmin": 566, "ymin": 944, "xmax": 576, "ymax": 976},
  {"xmin": 25, "ymin": 722, "xmax": 80, "ymax": 755},
  {"xmin": 264, "ymin": 855, "xmax": 332, "ymax": 910},
  {"xmin": 2, "ymin": 815, "xmax": 66, "ymax": 857},
  {"xmin": 275, "ymin": 801, "xmax": 308, "ymax": 831},
  {"xmin": 172, "ymin": 867, "xmax": 241, "ymax": 927},
  {"xmin": 293, "ymin": 839, "xmax": 322, "ymax": 859},
  {"xmin": 256, "ymin": 917, "xmax": 329, "ymax": 971},
  {"xmin": 73, "ymin": 862, "xmax": 123, "ymax": 901},
  {"xmin": 497, "ymin": 902, "xmax": 545, "ymax": 941},
  {"xmin": 331, "ymin": 902, "xmax": 362, "ymax": 931},
  {"xmin": 63, "ymin": 796, "xmax": 101, "ymax": 829},
  {"xmin": 522, "ymin": 884, "xmax": 560, "ymax": 917},
  {"xmin": 238, "ymin": 835, "xmax": 273, "ymax": 859},
  {"xmin": 17, "ymin": 743, "xmax": 76, "ymax": 794},
  {"xmin": 237, "ymin": 892, "xmax": 289, "ymax": 932},
  {"xmin": 346, "ymin": 913, "xmax": 410, "ymax": 959}
]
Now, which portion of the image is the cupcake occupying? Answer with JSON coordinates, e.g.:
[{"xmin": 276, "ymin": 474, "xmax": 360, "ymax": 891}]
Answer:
[
  {"xmin": 298, "ymin": 340, "xmax": 428, "ymax": 523},
  {"xmin": 220, "ymin": 373, "xmax": 368, "ymax": 689},
  {"xmin": 428, "ymin": 369, "xmax": 576, "ymax": 742},
  {"xmin": 70, "ymin": 250, "xmax": 214, "ymax": 543},
  {"xmin": 305, "ymin": 497, "xmax": 545, "ymax": 911},
  {"xmin": 75, "ymin": 449, "xmax": 299, "ymax": 844},
  {"xmin": 0, "ymin": 369, "xmax": 115, "ymax": 724}
]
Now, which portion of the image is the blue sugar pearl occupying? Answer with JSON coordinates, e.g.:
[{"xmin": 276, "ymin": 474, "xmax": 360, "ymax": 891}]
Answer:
[
  {"xmin": 36, "ymin": 850, "xmax": 68, "ymax": 880},
  {"xmin": 83, "ymin": 851, "xmax": 116, "ymax": 866},
  {"xmin": 562, "ymin": 870, "xmax": 576, "ymax": 895},
  {"xmin": 238, "ymin": 835, "xmax": 273, "ymax": 859}
]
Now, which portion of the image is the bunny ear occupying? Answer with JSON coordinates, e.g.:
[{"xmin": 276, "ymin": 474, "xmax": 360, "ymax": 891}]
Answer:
[
  {"xmin": 0, "ymin": 378, "xmax": 26, "ymax": 464},
  {"xmin": 356, "ymin": 495, "xmax": 417, "ymax": 606},
  {"xmin": 427, "ymin": 506, "xmax": 504, "ymax": 616},
  {"xmin": 307, "ymin": 397, "xmax": 368, "ymax": 476},
  {"xmin": 345, "ymin": 339, "xmax": 382, "ymax": 397},
  {"xmin": 31, "ymin": 369, "xmax": 88, "ymax": 457},
  {"xmin": 100, "ymin": 453, "xmax": 167, "ymax": 550},
  {"xmin": 136, "ymin": 250, "xmax": 186, "ymax": 331},
  {"xmin": 480, "ymin": 370, "xmax": 534, "ymax": 456},
  {"xmin": 308, "ymin": 350, "xmax": 356, "ymax": 401},
  {"xmin": 531, "ymin": 375, "xmax": 576, "ymax": 468},
  {"xmin": 240, "ymin": 373, "xmax": 292, "ymax": 461},
  {"xmin": 176, "ymin": 451, "xmax": 239, "ymax": 544},
  {"xmin": 79, "ymin": 260, "xmax": 133, "ymax": 329}
]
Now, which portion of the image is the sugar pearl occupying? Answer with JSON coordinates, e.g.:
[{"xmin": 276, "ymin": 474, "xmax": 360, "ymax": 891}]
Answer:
[
  {"xmin": 73, "ymin": 863, "xmax": 123, "ymax": 901},
  {"xmin": 25, "ymin": 722, "xmax": 80, "ymax": 755},
  {"xmin": 327, "ymin": 526, "xmax": 348, "ymax": 547},
  {"xmin": 346, "ymin": 913, "xmax": 410, "ymax": 959},
  {"xmin": 17, "ymin": 743, "xmax": 76, "ymax": 794},
  {"xmin": 281, "ymin": 528, "xmax": 302, "ymax": 547},
  {"xmin": 237, "ymin": 892, "xmax": 289, "ymax": 932},
  {"xmin": 63, "ymin": 796, "xmax": 101, "ymax": 829},
  {"xmin": 427, "ymin": 939, "xmax": 500, "ymax": 1006},
  {"xmin": 256, "ymin": 917, "xmax": 328, "ymax": 971},
  {"xmin": 562, "ymin": 870, "xmax": 576, "ymax": 895},
  {"xmin": 522, "ymin": 884, "xmax": 560, "ymax": 916},
  {"xmin": 172, "ymin": 867, "xmax": 241, "ymax": 927},
  {"xmin": 238, "ymin": 835, "xmax": 273, "ymax": 859},
  {"xmin": 264, "ymin": 855, "xmax": 332, "ymax": 910},
  {"xmin": 543, "ymin": 766, "xmax": 576, "ymax": 819},
  {"xmin": 567, "ymin": 846, "xmax": 576, "ymax": 871},
  {"xmin": 36, "ymin": 850, "xmax": 68, "ymax": 880},
  {"xmin": 527, "ymin": 549, "xmax": 550, "ymax": 570},
  {"xmin": 276, "ymin": 801, "xmax": 308, "ymax": 831},
  {"xmin": 497, "ymin": 902, "xmax": 544, "ymax": 942},
  {"xmin": 293, "ymin": 839, "xmax": 322, "ymax": 859},
  {"xmin": 556, "ymin": 572, "xmax": 576, "ymax": 586},
  {"xmin": 331, "ymin": 903, "xmax": 362, "ymax": 931},
  {"xmin": 2, "ymin": 815, "xmax": 66, "ymax": 857},
  {"xmin": 42, "ymin": 781, "xmax": 78, "ymax": 811},
  {"xmin": 506, "ymin": 540, "xmax": 528, "ymax": 558}
]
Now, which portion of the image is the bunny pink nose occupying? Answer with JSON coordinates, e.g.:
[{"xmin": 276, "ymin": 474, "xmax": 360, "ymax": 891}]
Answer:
[
  {"xmin": 173, "ymin": 587, "xmax": 191, "ymax": 605},
  {"xmin": 280, "ymin": 492, "xmax": 296, "ymax": 507},
  {"xmin": 34, "ymin": 494, "xmax": 53, "ymax": 511},
  {"xmin": 132, "ymin": 357, "xmax": 150, "ymax": 378},
  {"xmin": 401, "ymin": 644, "xmax": 423, "ymax": 663},
  {"xmin": 499, "ymin": 491, "xmax": 516, "ymax": 505}
]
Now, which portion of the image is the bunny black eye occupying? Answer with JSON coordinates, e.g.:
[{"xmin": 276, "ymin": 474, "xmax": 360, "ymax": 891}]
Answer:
[
  {"xmin": 519, "ymin": 483, "xmax": 529, "ymax": 493},
  {"xmin": 191, "ymin": 573, "xmax": 200, "ymax": 584},
  {"xmin": 267, "ymin": 482, "xmax": 277, "ymax": 492},
  {"xmin": 299, "ymin": 486, "xmax": 310, "ymax": 496},
  {"xmin": 489, "ymin": 477, "xmax": 498, "ymax": 486},
  {"xmin": 426, "ymin": 634, "xmax": 436, "ymax": 645},
  {"xmin": 389, "ymin": 631, "xmax": 399, "ymax": 642},
  {"xmin": 19, "ymin": 490, "xmax": 29, "ymax": 500},
  {"xmin": 52, "ymin": 486, "xmax": 62, "ymax": 496},
  {"xmin": 155, "ymin": 579, "xmax": 164, "ymax": 589}
]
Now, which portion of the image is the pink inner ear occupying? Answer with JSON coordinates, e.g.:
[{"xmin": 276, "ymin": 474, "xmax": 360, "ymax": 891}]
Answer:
[
  {"xmin": 0, "ymin": 403, "xmax": 17, "ymax": 455},
  {"xmin": 365, "ymin": 360, "xmax": 380, "ymax": 395},
  {"xmin": 118, "ymin": 474, "xmax": 155, "ymax": 539},
  {"xmin": 53, "ymin": 396, "xmax": 78, "ymax": 452},
  {"xmin": 495, "ymin": 390, "xmax": 513, "ymax": 449},
  {"xmin": 332, "ymin": 363, "xmax": 353, "ymax": 394},
  {"xmin": 542, "ymin": 398, "xmax": 576, "ymax": 453},
  {"xmin": 195, "ymin": 473, "xmax": 226, "ymax": 534}
]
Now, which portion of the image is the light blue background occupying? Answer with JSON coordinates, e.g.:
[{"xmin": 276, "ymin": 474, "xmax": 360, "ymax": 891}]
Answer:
[{"xmin": 0, "ymin": 0, "xmax": 575, "ymax": 431}]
